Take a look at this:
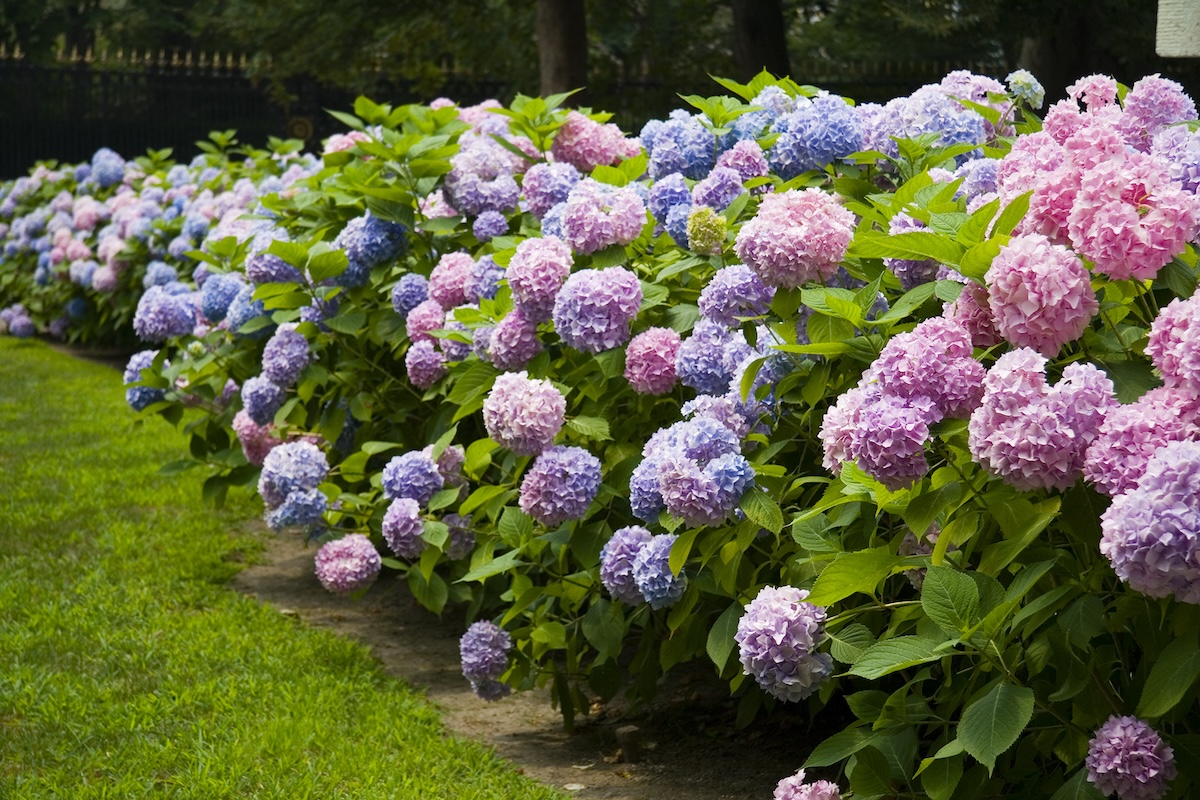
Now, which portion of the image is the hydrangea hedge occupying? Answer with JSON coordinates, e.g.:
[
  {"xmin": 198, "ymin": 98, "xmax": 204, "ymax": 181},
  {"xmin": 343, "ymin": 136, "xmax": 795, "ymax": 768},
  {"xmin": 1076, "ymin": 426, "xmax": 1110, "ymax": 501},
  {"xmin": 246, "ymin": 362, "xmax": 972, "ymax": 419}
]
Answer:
[{"xmin": 5, "ymin": 70, "xmax": 1200, "ymax": 799}]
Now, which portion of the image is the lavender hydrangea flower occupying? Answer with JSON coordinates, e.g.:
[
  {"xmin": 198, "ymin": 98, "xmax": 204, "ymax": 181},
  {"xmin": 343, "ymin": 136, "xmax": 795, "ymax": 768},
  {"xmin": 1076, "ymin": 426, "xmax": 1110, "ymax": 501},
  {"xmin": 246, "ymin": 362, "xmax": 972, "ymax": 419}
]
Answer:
[
  {"xmin": 265, "ymin": 488, "xmax": 327, "ymax": 531},
  {"xmin": 472, "ymin": 255, "xmax": 505, "ymax": 301},
  {"xmin": 335, "ymin": 212, "xmax": 407, "ymax": 270},
  {"xmin": 677, "ymin": 319, "xmax": 753, "ymax": 395},
  {"xmin": 133, "ymin": 285, "xmax": 195, "ymax": 343},
  {"xmin": 1086, "ymin": 715, "xmax": 1176, "ymax": 800},
  {"xmin": 472, "ymin": 210, "xmax": 508, "ymax": 242},
  {"xmin": 645, "ymin": 112, "xmax": 715, "ymax": 180},
  {"xmin": 648, "ymin": 173, "xmax": 692, "ymax": 226},
  {"xmin": 774, "ymin": 769, "xmax": 842, "ymax": 800},
  {"xmin": 483, "ymin": 371, "xmax": 566, "ymax": 456},
  {"xmin": 1100, "ymin": 440, "xmax": 1200, "ymax": 603},
  {"xmin": 428, "ymin": 252, "xmax": 477, "ymax": 310},
  {"xmin": 406, "ymin": 339, "xmax": 447, "ymax": 388},
  {"xmin": 1084, "ymin": 388, "xmax": 1200, "ymax": 497},
  {"xmin": 736, "ymin": 585, "xmax": 833, "ymax": 702},
  {"xmin": 871, "ymin": 316, "xmax": 985, "ymax": 420},
  {"xmin": 440, "ymin": 513, "xmax": 475, "ymax": 560},
  {"xmin": 768, "ymin": 93, "xmax": 863, "ymax": 179},
  {"xmin": 488, "ymin": 307, "xmax": 542, "ymax": 371},
  {"xmin": 600, "ymin": 526, "xmax": 654, "ymax": 605},
  {"xmin": 848, "ymin": 394, "xmax": 938, "ymax": 491},
  {"xmin": 518, "ymin": 445, "xmax": 601, "ymax": 527},
  {"xmin": 630, "ymin": 533, "xmax": 686, "ymax": 609},
  {"xmin": 521, "ymin": 161, "xmax": 581, "ymax": 220},
  {"xmin": 143, "ymin": 260, "xmax": 177, "ymax": 288},
  {"xmin": 199, "ymin": 272, "xmax": 244, "ymax": 323},
  {"xmin": 261, "ymin": 324, "xmax": 309, "ymax": 387},
  {"xmin": 314, "ymin": 534, "xmax": 381, "ymax": 594},
  {"xmin": 625, "ymin": 326, "xmax": 682, "ymax": 395},
  {"xmin": 699, "ymin": 264, "xmax": 775, "ymax": 328},
  {"xmin": 246, "ymin": 249, "xmax": 304, "ymax": 285},
  {"xmin": 664, "ymin": 203, "xmax": 691, "ymax": 247},
  {"xmin": 692, "ymin": 166, "xmax": 745, "ymax": 212},
  {"xmin": 1146, "ymin": 292, "xmax": 1200, "ymax": 390},
  {"xmin": 123, "ymin": 350, "xmax": 165, "ymax": 411},
  {"xmin": 382, "ymin": 497, "xmax": 425, "ymax": 559},
  {"xmin": 717, "ymin": 139, "xmax": 770, "ymax": 188},
  {"xmin": 552, "ymin": 267, "xmax": 642, "ymax": 353},
  {"xmin": 242, "ymin": 375, "xmax": 286, "ymax": 426},
  {"xmin": 508, "ymin": 236, "xmax": 573, "ymax": 323},
  {"xmin": 225, "ymin": 285, "xmax": 272, "ymax": 339},
  {"xmin": 405, "ymin": 298, "xmax": 445, "ymax": 345},
  {"xmin": 560, "ymin": 179, "xmax": 647, "ymax": 255},
  {"xmin": 391, "ymin": 273, "xmax": 429, "ymax": 319},
  {"xmin": 258, "ymin": 441, "xmax": 328, "ymax": 508},
  {"xmin": 460, "ymin": 620, "xmax": 512, "ymax": 701},
  {"xmin": 382, "ymin": 450, "xmax": 444, "ymax": 506},
  {"xmin": 734, "ymin": 189, "xmax": 856, "ymax": 289}
]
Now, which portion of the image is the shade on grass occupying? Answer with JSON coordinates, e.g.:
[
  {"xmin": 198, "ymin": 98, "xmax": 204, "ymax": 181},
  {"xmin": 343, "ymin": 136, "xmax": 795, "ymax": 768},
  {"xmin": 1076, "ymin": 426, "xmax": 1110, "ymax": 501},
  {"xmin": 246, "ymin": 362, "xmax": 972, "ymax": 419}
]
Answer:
[{"xmin": 0, "ymin": 338, "xmax": 563, "ymax": 800}]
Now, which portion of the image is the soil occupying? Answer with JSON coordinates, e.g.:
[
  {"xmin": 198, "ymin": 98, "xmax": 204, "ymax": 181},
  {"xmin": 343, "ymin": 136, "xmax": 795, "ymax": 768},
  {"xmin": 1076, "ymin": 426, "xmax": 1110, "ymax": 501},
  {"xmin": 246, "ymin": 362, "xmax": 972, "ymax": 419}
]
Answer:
[{"xmin": 231, "ymin": 532, "xmax": 828, "ymax": 800}]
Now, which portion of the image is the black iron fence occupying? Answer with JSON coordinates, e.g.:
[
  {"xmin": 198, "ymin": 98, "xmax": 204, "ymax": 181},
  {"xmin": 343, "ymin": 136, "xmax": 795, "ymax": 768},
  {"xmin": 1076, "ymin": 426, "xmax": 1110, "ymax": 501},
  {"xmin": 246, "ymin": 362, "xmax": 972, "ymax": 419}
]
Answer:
[{"xmin": 0, "ymin": 45, "xmax": 1023, "ymax": 179}]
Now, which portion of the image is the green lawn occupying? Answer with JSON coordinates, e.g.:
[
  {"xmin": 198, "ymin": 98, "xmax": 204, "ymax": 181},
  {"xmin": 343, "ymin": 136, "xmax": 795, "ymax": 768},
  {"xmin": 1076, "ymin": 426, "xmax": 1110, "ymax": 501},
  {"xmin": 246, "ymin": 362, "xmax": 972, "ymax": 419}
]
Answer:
[{"xmin": 0, "ymin": 338, "xmax": 561, "ymax": 800}]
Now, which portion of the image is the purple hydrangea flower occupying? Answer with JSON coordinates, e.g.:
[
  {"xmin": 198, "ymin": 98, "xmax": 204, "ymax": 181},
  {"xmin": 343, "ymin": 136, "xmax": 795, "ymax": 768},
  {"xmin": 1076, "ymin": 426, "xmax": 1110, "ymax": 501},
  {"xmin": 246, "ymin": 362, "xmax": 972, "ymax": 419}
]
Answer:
[
  {"xmin": 472, "ymin": 255, "xmax": 505, "ymax": 301},
  {"xmin": 261, "ymin": 324, "xmax": 309, "ymax": 387},
  {"xmin": 258, "ymin": 441, "xmax": 328, "ymax": 508},
  {"xmin": 648, "ymin": 173, "xmax": 692, "ymax": 225},
  {"xmin": 716, "ymin": 139, "xmax": 770, "ymax": 188},
  {"xmin": 645, "ymin": 112, "xmax": 715, "ymax": 180},
  {"xmin": 199, "ymin": 272, "xmax": 244, "ymax": 323},
  {"xmin": 225, "ymin": 285, "xmax": 272, "ymax": 339},
  {"xmin": 391, "ymin": 273, "xmax": 429, "ymax": 319},
  {"xmin": 406, "ymin": 339, "xmax": 447, "ymax": 388},
  {"xmin": 133, "ymin": 285, "xmax": 195, "ymax": 343},
  {"xmin": 521, "ymin": 161, "xmax": 581, "ymax": 220},
  {"xmin": 489, "ymin": 307, "xmax": 543, "ymax": 371},
  {"xmin": 1119, "ymin": 74, "xmax": 1197, "ymax": 152},
  {"xmin": 123, "ymin": 349, "xmax": 165, "ymax": 411},
  {"xmin": 143, "ymin": 260, "xmax": 178, "ymax": 288},
  {"xmin": 382, "ymin": 450, "xmax": 444, "ymax": 506},
  {"xmin": 1086, "ymin": 715, "xmax": 1176, "ymax": 800},
  {"xmin": 242, "ymin": 375, "xmax": 286, "ymax": 426},
  {"xmin": 692, "ymin": 166, "xmax": 745, "ymax": 212},
  {"xmin": 246, "ymin": 250, "xmax": 304, "ymax": 285},
  {"xmin": 335, "ymin": 212, "xmax": 407, "ymax": 267},
  {"xmin": 665, "ymin": 203, "xmax": 691, "ymax": 247},
  {"xmin": 560, "ymin": 179, "xmax": 647, "ymax": 255},
  {"xmin": 1100, "ymin": 440, "xmax": 1200, "ymax": 603},
  {"xmin": 656, "ymin": 450, "xmax": 734, "ymax": 527},
  {"xmin": 600, "ymin": 526, "xmax": 654, "ymax": 605},
  {"xmin": 699, "ymin": 264, "xmax": 776, "ymax": 328},
  {"xmin": 629, "ymin": 455, "xmax": 667, "ymax": 522},
  {"xmin": 883, "ymin": 213, "xmax": 940, "ymax": 290},
  {"xmin": 483, "ymin": 371, "xmax": 566, "ymax": 456},
  {"xmin": 733, "ymin": 189, "xmax": 856, "ymax": 289},
  {"xmin": 314, "ymin": 534, "xmax": 381, "ymax": 594},
  {"xmin": 768, "ymin": 93, "xmax": 863, "ymax": 179},
  {"xmin": 631, "ymin": 533, "xmax": 686, "ymax": 609},
  {"xmin": 473, "ymin": 210, "xmax": 508, "ymax": 242},
  {"xmin": 518, "ymin": 445, "xmax": 601, "ymax": 527},
  {"xmin": 445, "ymin": 166, "xmax": 520, "ymax": 218},
  {"xmin": 508, "ymin": 236, "xmax": 573, "ymax": 323},
  {"xmin": 429, "ymin": 252, "xmax": 477, "ymax": 310},
  {"xmin": 265, "ymin": 488, "xmax": 328, "ymax": 531},
  {"xmin": 382, "ymin": 497, "xmax": 425, "ymax": 559},
  {"xmin": 871, "ymin": 316, "xmax": 985, "ymax": 420},
  {"xmin": 625, "ymin": 326, "xmax": 682, "ymax": 395},
  {"xmin": 676, "ymin": 319, "xmax": 753, "ymax": 395},
  {"xmin": 736, "ymin": 585, "xmax": 833, "ymax": 702},
  {"xmin": 774, "ymin": 769, "xmax": 842, "ymax": 800},
  {"xmin": 460, "ymin": 620, "xmax": 512, "ymax": 701},
  {"xmin": 552, "ymin": 267, "xmax": 643, "ymax": 353},
  {"xmin": 848, "ymin": 394, "xmax": 938, "ymax": 491},
  {"xmin": 1146, "ymin": 292, "xmax": 1200, "ymax": 390}
]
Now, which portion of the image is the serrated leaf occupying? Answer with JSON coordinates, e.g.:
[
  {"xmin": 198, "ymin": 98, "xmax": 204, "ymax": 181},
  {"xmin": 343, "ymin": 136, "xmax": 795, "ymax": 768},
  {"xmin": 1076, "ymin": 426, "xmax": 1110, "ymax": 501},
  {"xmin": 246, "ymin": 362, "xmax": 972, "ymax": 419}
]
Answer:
[
  {"xmin": 850, "ymin": 230, "xmax": 965, "ymax": 265},
  {"xmin": 361, "ymin": 440, "xmax": 401, "ymax": 455},
  {"xmin": 958, "ymin": 680, "xmax": 1034, "ymax": 773},
  {"xmin": 669, "ymin": 526, "xmax": 702, "ymax": 576},
  {"xmin": 582, "ymin": 599, "xmax": 625, "ymax": 659},
  {"xmin": 589, "ymin": 244, "xmax": 628, "ymax": 269},
  {"xmin": 307, "ymin": 249, "xmax": 349, "ymax": 281},
  {"xmin": 829, "ymin": 623, "xmax": 875, "ymax": 664},
  {"xmin": 850, "ymin": 746, "xmax": 893, "ymax": 797},
  {"xmin": 458, "ymin": 548, "xmax": 525, "ymax": 582},
  {"xmin": 739, "ymin": 488, "xmax": 783, "ymax": 535},
  {"xmin": 922, "ymin": 566, "xmax": 981, "ymax": 636},
  {"xmin": 807, "ymin": 547, "xmax": 902, "ymax": 606},
  {"xmin": 459, "ymin": 484, "xmax": 510, "ymax": 516},
  {"xmin": 1049, "ymin": 771, "xmax": 1106, "ymax": 800},
  {"xmin": 804, "ymin": 727, "xmax": 877, "ymax": 768},
  {"xmin": 566, "ymin": 415, "xmax": 611, "ymax": 441},
  {"xmin": 921, "ymin": 753, "xmax": 963, "ymax": 800},
  {"xmin": 498, "ymin": 506, "xmax": 534, "ymax": 547},
  {"xmin": 849, "ymin": 636, "xmax": 946, "ymax": 679},
  {"xmin": 324, "ymin": 310, "xmax": 366, "ymax": 335},
  {"xmin": 1137, "ymin": 635, "xmax": 1200, "ymax": 717},
  {"xmin": 707, "ymin": 601, "xmax": 742, "ymax": 671},
  {"xmin": 427, "ymin": 487, "xmax": 460, "ymax": 512},
  {"xmin": 993, "ymin": 191, "xmax": 1032, "ymax": 237}
]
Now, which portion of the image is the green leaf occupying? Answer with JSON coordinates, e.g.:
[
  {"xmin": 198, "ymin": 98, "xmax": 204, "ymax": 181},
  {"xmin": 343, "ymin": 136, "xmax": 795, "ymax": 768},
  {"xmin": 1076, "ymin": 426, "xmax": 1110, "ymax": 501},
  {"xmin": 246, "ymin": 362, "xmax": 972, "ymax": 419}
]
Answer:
[
  {"xmin": 669, "ymin": 526, "xmax": 701, "ymax": 577},
  {"xmin": 804, "ymin": 727, "xmax": 877, "ymax": 768},
  {"xmin": 447, "ymin": 361, "xmax": 499, "ymax": 406},
  {"xmin": 739, "ymin": 488, "xmax": 783, "ymax": 535},
  {"xmin": 850, "ymin": 746, "xmax": 893, "ymax": 797},
  {"xmin": 922, "ymin": 566, "xmax": 981, "ymax": 636},
  {"xmin": 1099, "ymin": 359, "xmax": 1162, "ymax": 404},
  {"xmin": 591, "ymin": 164, "xmax": 628, "ymax": 187},
  {"xmin": 582, "ymin": 599, "xmax": 625, "ymax": 659},
  {"xmin": 993, "ymin": 191, "xmax": 1032, "ymax": 237},
  {"xmin": 459, "ymin": 484, "xmax": 511, "ymax": 516},
  {"xmin": 157, "ymin": 459, "xmax": 199, "ymax": 476},
  {"xmin": 903, "ymin": 482, "xmax": 963, "ymax": 537},
  {"xmin": 850, "ymin": 230, "xmax": 965, "ymax": 265},
  {"xmin": 829, "ymin": 623, "xmax": 875, "ymax": 665},
  {"xmin": 566, "ymin": 415, "xmax": 611, "ymax": 441},
  {"xmin": 807, "ymin": 547, "xmax": 902, "ymax": 606},
  {"xmin": 958, "ymin": 238, "xmax": 1003, "ymax": 283},
  {"xmin": 498, "ymin": 506, "xmax": 534, "ymax": 547},
  {"xmin": 874, "ymin": 281, "xmax": 938, "ymax": 325},
  {"xmin": 427, "ymin": 487, "xmax": 460, "ymax": 512},
  {"xmin": 849, "ymin": 636, "xmax": 946, "ymax": 680},
  {"xmin": 957, "ymin": 680, "xmax": 1034, "ymax": 774},
  {"xmin": 1049, "ymin": 770, "xmax": 1106, "ymax": 800},
  {"xmin": 531, "ymin": 621, "xmax": 568, "ymax": 649},
  {"xmin": 1159, "ymin": 256, "xmax": 1198, "ymax": 299},
  {"xmin": 921, "ymin": 753, "xmax": 963, "ymax": 800},
  {"xmin": 1137, "ymin": 635, "xmax": 1200, "ymax": 717},
  {"xmin": 407, "ymin": 570, "xmax": 448, "ymax": 614},
  {"xmin": 307, "ymin": 249, "xmax": 349, "ymax": 281},
  {"xmin": 806, "ymin": 312, "xmax": 855, "ymax": 344},
  {"xmin": 324, "ymin": 310, "xmax": 366, "ymax": 335},
  {"xmin": 458, "ymin": 548, "xmax": 525, "ymax": 582},
  {"xmin": 266, "ymin": 240, "xmax": 310, "ymax": 268},
  {"xmin": 360, "ymin": 440, "xmax": 401, "ymax": 456},
  {"xmin": 707, "ymin": 602, "xmax": 743, "ymax": 671},
  {"xmin": 1058, "ymin": 593, "xmax": 1105, "ymax": 649},
  {"xmin": 589, "ymin": 244, "xmax": 628, "ymax": 269}
]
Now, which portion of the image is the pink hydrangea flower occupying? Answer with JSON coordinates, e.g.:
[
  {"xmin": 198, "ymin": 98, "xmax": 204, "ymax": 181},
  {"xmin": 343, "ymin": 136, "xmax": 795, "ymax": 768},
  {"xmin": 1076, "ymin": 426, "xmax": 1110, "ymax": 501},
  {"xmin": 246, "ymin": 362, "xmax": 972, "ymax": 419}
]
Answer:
[
  {"xmin": 625, "ymin": 327, "xmax": 682, "ymax": 395},
  {"xmin": 1084, "ymin": 386, "xmax": 1200, "ymax": 497},
  {"xmin": 405, "ymin": 299, "xmax": 445, "ymax": 344},
  {"xmin": 986, "ymin": 233, "xmax": 1098, "ymax": 357},
  {"xmin": 560, "ymin": 178, "xmax": 647, "ymax": 254},
  {"xmin": 482, "ymin": 371, "xmax": 566, "ymax": 456},
  {"xmin": 428, "ymin": 252, "xmax": 477, "ymax": 309},
  {"xmin": 1146, "ymin": 291, "xmax": 1200, "ymax": 388},
  {"xmin": 733, "ymin": 188, "xmax": 856, "ymax": 289},
  {"xmin": 550, "ymin": 111, "xmax": 642, "ymax": 172},
  {"xmin": 323, "ymin": 130, "xmax": 371, "ymax": 155},
  {"xmin": 507, "ymin": 236, "xmax": 573, "ymax": 323}
]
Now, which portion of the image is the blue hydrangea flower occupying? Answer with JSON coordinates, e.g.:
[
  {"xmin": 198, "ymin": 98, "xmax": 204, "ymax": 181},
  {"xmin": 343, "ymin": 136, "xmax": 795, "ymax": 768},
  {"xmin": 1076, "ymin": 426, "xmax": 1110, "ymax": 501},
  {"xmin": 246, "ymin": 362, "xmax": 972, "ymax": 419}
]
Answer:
[
  {"xmin": 258, "ymin": 441, "xmax": 329, "ymax": 508},
  {"xmin": 242, "ymin": 375, "xmax": 286, "ymax": 426},
  {"xmin": 261, "ymin": 324, "xmax": 309, "ymax": 387},
  {"xmin": 676, "ymin": 319, "xmax": 753, "ymax": 395},
  {"xmin": 600, "ymin": 526, "xmax": 654, "ymax": 605},
  {"xmin": 335, "ymin": 212, "xmax": 408, "ymax": 267},
  {"xmin": 381, "ymin": 450, "xmax": 444, "ymax": 507},
  {"xmin": 391, "ymin": 273, "xmax": 429, "ymax": 318},
  {"xmin": 541, "ymin": 201, "xmax": 567, "ymax": 239},
  {"xmin": 521, "ymin": 161, "xmax": 581, "ymax": 219},
  {"xmin": 143, "ymin": 260, "xmax": 178, "ymax": 288},
  {"xmin": 245, "ymin": 250, "xmax": 303, "ymax": 285},
  {"xmin": 460, "ymin": 621, "xmax": 512, "ymax": 701},
  {"xmin": 123, "ymin": 350, "xmax": 165, "ymax": 411},
  {"xmin": 648, "ymin": 173, "xmax": 692, "ymax": 225},
  {"xmin": 225, "ymin": 285, "xmax": 272, "ymax": 339},
  {"xmin": 65, "ymin": 297, "xmax": 88, "ymax": 320},
  {"xmin": 265, "ymin": 488, "xmax": 328, "ymax": 531},
  {"xmin": 768, "ymin": 93, "xmax": 863, "ymax": 180},
  {"xmin": 698, "ymin": 264, "xmax": 775, "ymax": 328},
  {"xmin": 472, "ymin": 255, "xmax": 504, "ymax": 301},
  {"xmin": 647, "ymin": 112, "xmax": 715, "ymax": 180},
  {"xmin": 664, "ymin": 203, "xmax": 691, "ymax": 248},
  {"xmin": 632, "ymin": 533, "xmax": 686, "ymax": 609},
  {"xmin": 199, "ymin": 273, "xmax": 245, "ymax": 323},
  {"xmin": 473, "ymin": 210, "xmax": 508, "ymax": 242},
  {"xmin": 133, "ymin": 285, "xmax": 195, "ymax": 343},
  {"xmin": 182, "ymin": 214, "xmax": 210, "ymax": 242}
]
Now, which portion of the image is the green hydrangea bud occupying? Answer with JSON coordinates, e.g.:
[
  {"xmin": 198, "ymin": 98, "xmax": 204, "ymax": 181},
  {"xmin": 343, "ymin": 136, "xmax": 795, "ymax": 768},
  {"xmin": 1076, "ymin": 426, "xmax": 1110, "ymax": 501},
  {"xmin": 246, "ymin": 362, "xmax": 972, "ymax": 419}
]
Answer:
[{"xmin": 686, "ymin": 206, "xmax": 727, "ymax": 256}]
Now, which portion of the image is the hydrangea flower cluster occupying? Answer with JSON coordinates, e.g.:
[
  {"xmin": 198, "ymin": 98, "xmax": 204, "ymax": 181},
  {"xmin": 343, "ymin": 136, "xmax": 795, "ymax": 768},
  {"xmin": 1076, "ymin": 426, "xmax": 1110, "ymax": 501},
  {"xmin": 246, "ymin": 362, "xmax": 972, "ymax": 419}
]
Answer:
[
  {"xmin": 676, "ymin": 319, "xmax": 753, "ymax": 395},
  {"xmin": 241, "ymin": 375, "xmax": 287, "ymax": 426},
  {"xmin": 261, "ymin": 323, "xmax": 309, "ymax": 387},
  {"xmin": 735, "ymin": 585, "xmax": 833, "ymax": 702},
  {"xmin": 768, "ymin": 92, "xmax": 863, "ymax": 179},
  {"xmin": 559, "ymin": 179, "xmax": 647, "ymax": 255},
  {"xmin": 232, "ymin": 408, "xmax": 279, "ymax": 466},
  {"xmin": 1085, "ymin": 715, "xmax": 1176, "ymax": 800},
  {"xmin": 460, "ymin": 620, "xmax": 512, "ymax": 701},
  {"xmin": 381, "ymin": 450, "xmax": 445, "ymax": 507},
  {"xmin": 969, "ymin": 349, "xmax": 1115, "ymax": 491},
  {"xmin": 391, "ymin": 273, "xmax": 429, "ymax": 319},
  {"xmin": 883, "ymin": 213, "xmax": 940, "ymax": 291},
  {"xmin": 133, "ymin": 285, "xmax": 194, "ymax": 343},
  {"xmin": 1118, "ymin": 74, "xmax": 1197, "ymax": 152},
  {"xmin": 123, "ymin": 349, "xmax": 165, "ymax": 411},
  {"xmin": 405, "ymin": 339, "xmax": 447, "ymax": 388},
  {"xmin": 599, "ymin": 525, "xmax": 654, "ymax": 605},
  {"xmin": 624, "ymin": 326, "xmax": 682, "ymax": 395},
  {"xmin": 428, "ymin": 252, "xmax": 476, "ymax": 309},
  {"xmin": 643, "ymin": 111, "xmax": 716, "ymax": 180},
  {"xmin": 1006, "ymin": 69, "xmax": 1045, "ymax": 109},
  {"xmin": 985, "ymin": 232, "xmax": 1098, "ymax": 356},
  {"xmin": 734, "ymin": 189, "xmax": 856, "ymax": 288},
  {"xmin": 520, "ymin": 162, "xmax": 581, "ymax": 220},
  {"xmin": 1146, "ymin": 291, "xmax": 1200, "ymax": 389},
  {"xmin": 1083, "ymin": 387, "xmax": 1200, "ymax": 497},
  {"xmin": 199, "ymin": 272, "xmax": 244, "ymax": 322},
  {"xmin": 552, "ymin": 266, "xmax": 642, "ymax": 353},
  {"xmin": 482, "ymin": 371, "xmax": 566, "ymax": 456},
  {"xmin": 685, "ymin": 206, "xmax": 727, "ymax": 255},
  {"xmin": 823, "ymin": 317, "xmax": 984, "ymax": 491},
  {"xmin": 507, "ymin": 236, "xmax": 573, "ymax": 322},
  {"xmin": 549, "ymin": 111, "xmax": 641, "ymax": 172},
  {"xmin": 630, "ymin": 533, "xmax": 687, "ymax": 609},
  {"xmin": 691, "ymin": 166, "xmax": 745, "ymax": 213},
  {"xmin": 382, "ymin": 497, "xmax": 425, "ymax": 560},
  {"xmin": 258, "ymin": 441, "xmax": 329, "ymax": 531},
  {"xmin": 774, "ymin": 770, "xmax": 842, "ymax": 800},
  {"xmin": 698, "ymin": 264, "xmax": 775, "ymax": 329},
  {"xmin": 518, "ymin": 445, "xmax": 601, "ymax": 527},
  {"xmin": 487, "ymin": 307, "xmax": 543, "ymax": 371},
  {"xmin": 314, "ymin": 534, "xmax": 381, "ymax": 594},
  {"xmin": 1100, "ymin": 439, "xmax": 1200, "ymax": 603}
]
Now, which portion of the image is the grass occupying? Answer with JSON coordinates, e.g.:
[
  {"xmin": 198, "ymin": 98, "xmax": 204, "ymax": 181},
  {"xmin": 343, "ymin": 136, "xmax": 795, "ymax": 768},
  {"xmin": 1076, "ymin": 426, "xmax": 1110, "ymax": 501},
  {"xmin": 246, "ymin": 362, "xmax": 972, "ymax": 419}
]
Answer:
[{"xmin": 0, "ymin": 338, "xmax": 562, "ymax": 800}]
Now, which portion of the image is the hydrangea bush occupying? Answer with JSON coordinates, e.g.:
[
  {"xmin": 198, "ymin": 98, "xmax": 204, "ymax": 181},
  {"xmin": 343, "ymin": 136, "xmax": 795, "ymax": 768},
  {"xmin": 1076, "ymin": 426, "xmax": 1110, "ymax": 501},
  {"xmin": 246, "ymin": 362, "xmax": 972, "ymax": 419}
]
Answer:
[{"xmin": 9, "ymin": 72, "xmax": 1200, "ymax": 798}]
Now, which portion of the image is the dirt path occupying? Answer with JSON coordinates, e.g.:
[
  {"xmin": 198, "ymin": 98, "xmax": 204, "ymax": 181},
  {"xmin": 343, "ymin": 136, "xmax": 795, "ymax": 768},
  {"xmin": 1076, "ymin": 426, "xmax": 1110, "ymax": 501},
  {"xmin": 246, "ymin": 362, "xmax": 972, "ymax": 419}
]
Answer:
[{"xmin": 231, "ymin": 531, "xmax": 826, "ymax": 800}]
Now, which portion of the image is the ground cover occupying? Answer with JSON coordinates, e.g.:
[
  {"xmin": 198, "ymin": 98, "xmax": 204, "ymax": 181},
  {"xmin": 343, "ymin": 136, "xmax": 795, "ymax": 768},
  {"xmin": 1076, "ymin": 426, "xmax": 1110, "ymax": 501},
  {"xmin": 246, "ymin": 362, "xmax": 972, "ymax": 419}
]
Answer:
[{"xmin": 0, "ymin": 337, "xmax": 563, "ymax": 800}]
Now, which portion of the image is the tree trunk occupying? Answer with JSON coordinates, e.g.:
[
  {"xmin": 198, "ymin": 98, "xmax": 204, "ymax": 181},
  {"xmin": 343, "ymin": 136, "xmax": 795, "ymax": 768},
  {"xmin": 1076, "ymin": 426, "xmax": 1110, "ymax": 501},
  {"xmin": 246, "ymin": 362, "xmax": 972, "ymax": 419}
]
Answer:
[
  {"xmin": 731, "ymin": 0, "xmax": 791, "ymax": 82},
  {"xmin": 537, "ymin": 0, "xmax": 589, "ymax": 103}
]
